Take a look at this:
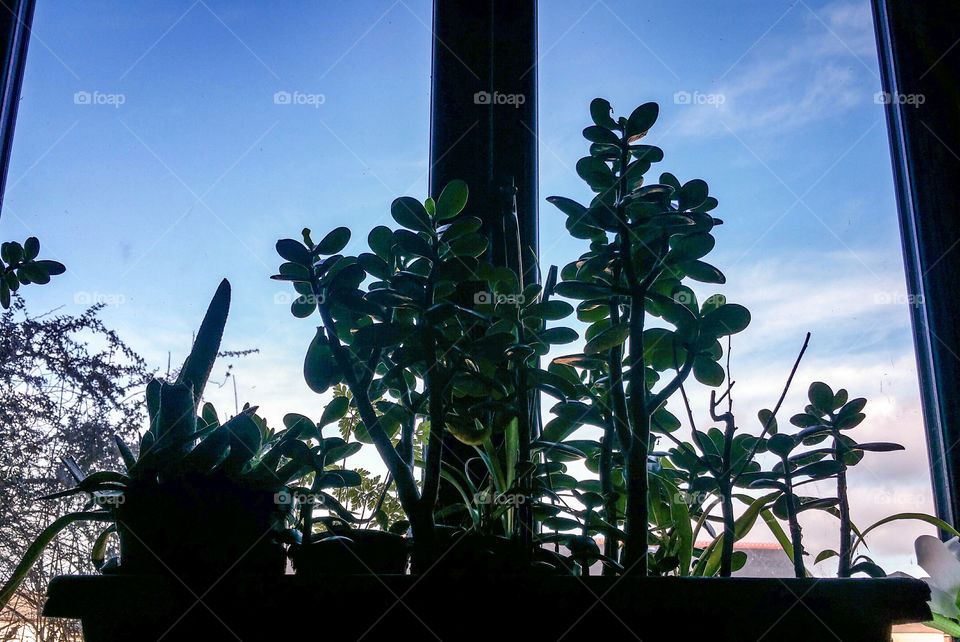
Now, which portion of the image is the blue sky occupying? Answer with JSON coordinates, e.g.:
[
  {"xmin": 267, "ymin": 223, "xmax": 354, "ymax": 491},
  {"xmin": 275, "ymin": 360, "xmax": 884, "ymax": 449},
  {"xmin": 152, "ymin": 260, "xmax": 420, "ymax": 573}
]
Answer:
[{"xmin": 1, "ymin": 0, "xmax": 932, "ymax": 573}]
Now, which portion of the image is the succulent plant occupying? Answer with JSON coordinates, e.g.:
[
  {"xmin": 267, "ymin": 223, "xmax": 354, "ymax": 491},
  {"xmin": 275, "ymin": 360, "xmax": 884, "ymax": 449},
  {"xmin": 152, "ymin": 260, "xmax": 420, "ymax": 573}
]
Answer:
[{"xmin": 0, "ymin": 279, "xmax": 323, "ymax": 607}]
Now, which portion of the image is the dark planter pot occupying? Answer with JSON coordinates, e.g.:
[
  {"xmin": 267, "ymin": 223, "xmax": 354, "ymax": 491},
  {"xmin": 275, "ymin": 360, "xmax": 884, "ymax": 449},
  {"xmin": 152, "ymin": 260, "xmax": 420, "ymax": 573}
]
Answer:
[
  {"xmin": 428, "ymin": 527, "xmax": 568, "ymax": 575},
  {"xmin": 44, "ymin": 574, "xmax": 930, "ymax": 642},
  {"xmin": 114, "ymin": 475, "xmax": 287, "ymax": 580},
  {"xmin": 290, "ymin": 530, "xmax": 408, "ymax": 575}
]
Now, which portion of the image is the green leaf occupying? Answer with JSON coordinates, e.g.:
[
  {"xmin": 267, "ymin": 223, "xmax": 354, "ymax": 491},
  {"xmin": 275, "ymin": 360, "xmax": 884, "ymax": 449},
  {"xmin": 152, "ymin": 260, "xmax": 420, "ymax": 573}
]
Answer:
[
  {"xmin": 18, "ymin": 263, "xmax": 49, "ymax": 284},
  {"xmin": 36, "ymin": 260, "xmax": 65, "ymax": 277},
  {"xmin": 315, "ymin": 227, "xmax": 351, "ymax": 255},
  {"xmin": 554, "ymin": 281, "xmax": 611, "ymax": 300},
  {"xmin": 692, "ymin": 356, "xmax": 724, "ymax": 386},
  {"xmin": 700, "ymin": 304, "xmax": 751, "ymax": 337},
  {"xmin": 368, "ymin": 225, "xmax": 395, "ymax": 260},
  {"xmin": 351, "ymin": 323, "xmax": 406, "ymax": 350},
  {"xmin": 794, "ymin": 460, "xmax": 844, "ymax": 480},
  {"xmin": 304, "ymin": 330, "xmax": 338, "ymax": 394},
  {"xmin": 291, "ymin": 295, "xmax": 316, "ymax": 318},
  {"xmin": 391, "ymin": 196, "xmax": 432, "ymax": 233},
  {"xmin": 583, "ymin": 126, "xmax": 619, "ymax": 144},
  {"xmin": 576, "ymin": 157, "xmax": 615, "ymax": 191},
  {"xmin": 853, "ymin": 441, "xmax": 904, "ymax": 452},
  {"xmin": 538, "ymin": 327, "xmax": 578, "ymax": 345},
  {"xmin": 319, "ymin": 396, "xmax": 350, "ymax": 427},
  {"xmin": 447, "ymin": 233, "xmax": 487, "ymax": 258},
  {"xmin": 767, "ymin": 433, "xmax": 794, "ymax": 458},
  {"xmin": 590, "ymin": 98, "xmax": 618, "ymax": 129},
  {"xmin": 853, "ymin": 512, "xmax": 960, "ymax": 551},
  {"xmin": 757, "ymin": 408, "xmax": 778, "ymax": 434},
  {"xmin": 676, "ymin": 179, "xmax": 709, "ymax": 211},
  {"xmin": 277, "ymin": 239, "xmax": 312, "ymax": 265},
  {"xmin": 395, "ymin": 230, "xmax": 433, "ymax": 259},
  {"xmin": 680, "ymin": 260, "xmax": 726, "ymax": 284},
  {"xmin": 625, "ymin": 103, "xmax": 659, "ymax": 141},
  {"xmin": 23, "ymin": 237, "xmax": 40, "ymax": 261},
  {"xmin": 435, "ymin": 179, "xmax": 469, "ymax": 221},
  {"xmin": 808, "ymin": 382, "xmax": 835, "ymax": 415},
  {"xmin": 668, "ymin": 233, "xmax": 715, "ymax": 263},
  {"xmin": 584, "ymin": 323, "xmax": 629, "ymax": 355},
  {"xmin": 815, "ymin": 549, "xmax": 838, "ymax": 564},
  {"xmin": 177, "ymin": 279, "xmax": 230, "ymax": 409},
  {"xmin": 523, "ymin": 300, "xmax": 573, "ymax": 321},
  {"xmin": 552, "ymin": 354, "xmax": 607, "ymax": 370},
  {"xmin": 547, "ymin": 196, "xmax": 588, "ymax": 220}
]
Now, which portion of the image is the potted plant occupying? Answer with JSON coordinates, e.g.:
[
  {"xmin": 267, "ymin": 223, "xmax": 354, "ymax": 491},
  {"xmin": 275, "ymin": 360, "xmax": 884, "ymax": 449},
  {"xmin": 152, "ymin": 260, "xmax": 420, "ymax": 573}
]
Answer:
[
  {"xmin": 26, "ymin": 100, "xmax": 932, "ymax": 641},
  {"xmin": 2, "ymin": 279, "xmax": 332, "ymax": 638}
]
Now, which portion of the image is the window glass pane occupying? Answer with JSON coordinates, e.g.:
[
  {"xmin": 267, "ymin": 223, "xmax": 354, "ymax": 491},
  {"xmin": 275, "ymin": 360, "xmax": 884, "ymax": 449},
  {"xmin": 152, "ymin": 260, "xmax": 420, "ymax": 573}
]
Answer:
[
  {"xmin": 5, "ymin": 0, "xmax": 430, "ymax": 427},
  {"xmin": 539, "ymin": 0, "xmax": 930, "ymax": 575}
]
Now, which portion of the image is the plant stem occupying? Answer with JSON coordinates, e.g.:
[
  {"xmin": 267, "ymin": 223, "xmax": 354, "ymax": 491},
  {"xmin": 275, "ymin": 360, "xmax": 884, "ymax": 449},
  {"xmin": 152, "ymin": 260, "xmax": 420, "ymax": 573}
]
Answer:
[
  {"xmin": 316, "ymin": 305, "xmax": 422, "ymax": 536},
  {"xmin": 731, "ymin": 332, "xmax": 811, "ymax": 485},
  {"xmin": 710, "ymin": 391, "xmax": 737, "ymax": 577},
  {"xmin": 781, "ymin": 460, "xmax": 806, "ymax": 578},
  {"xmin": 624, "ymin": 287, "xmax": 649, "ymax": 575},
  {"xmin": 835, "ymin": 429, "xmax": 852, "ymax": 577}
]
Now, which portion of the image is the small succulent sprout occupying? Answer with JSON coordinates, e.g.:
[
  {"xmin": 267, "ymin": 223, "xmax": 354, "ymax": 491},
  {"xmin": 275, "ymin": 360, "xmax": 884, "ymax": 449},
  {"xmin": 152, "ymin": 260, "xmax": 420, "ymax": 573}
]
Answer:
[{"xmin": 0, "ymin": 237, "xmax": 66, "ymax": 308}]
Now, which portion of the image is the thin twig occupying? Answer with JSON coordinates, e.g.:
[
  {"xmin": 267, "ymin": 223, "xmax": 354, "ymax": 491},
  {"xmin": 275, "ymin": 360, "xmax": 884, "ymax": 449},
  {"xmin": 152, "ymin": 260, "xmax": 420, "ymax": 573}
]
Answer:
[{"xmin": 731, "ymin": 332, "xmax": 811, "ymax": 485}]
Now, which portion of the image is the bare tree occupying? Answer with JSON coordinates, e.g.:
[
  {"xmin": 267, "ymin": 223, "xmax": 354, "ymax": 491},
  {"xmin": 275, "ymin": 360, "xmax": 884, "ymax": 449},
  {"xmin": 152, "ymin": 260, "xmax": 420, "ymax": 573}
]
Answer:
[{"xmin": 0, "ymin": 296, "xmax": 149, "ymax": 641}]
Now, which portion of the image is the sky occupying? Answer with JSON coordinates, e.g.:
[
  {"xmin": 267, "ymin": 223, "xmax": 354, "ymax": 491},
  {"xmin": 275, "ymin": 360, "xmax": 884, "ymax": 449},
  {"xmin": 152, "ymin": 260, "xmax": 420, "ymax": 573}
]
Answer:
[{"xmin": 0, "ymin": 0, "xmax": 934, "ymax": 575}]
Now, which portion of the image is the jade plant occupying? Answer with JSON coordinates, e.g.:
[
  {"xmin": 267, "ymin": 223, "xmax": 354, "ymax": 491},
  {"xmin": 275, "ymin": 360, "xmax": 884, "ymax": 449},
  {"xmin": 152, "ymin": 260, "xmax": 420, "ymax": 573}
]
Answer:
[
  {"xmin": 0, "ymin": 279, "xmax": 323, "ymax": 608},
  {"xmin": 545, "ymin": 98, "xmax": 751, "ymax": 574},
  {"xmin": 272, "ymin": 97, "xmax": 938, "ymax": 580},
  {"xmin": 1, "ymin": 237, "xmax": 65, "ymax": 308}
]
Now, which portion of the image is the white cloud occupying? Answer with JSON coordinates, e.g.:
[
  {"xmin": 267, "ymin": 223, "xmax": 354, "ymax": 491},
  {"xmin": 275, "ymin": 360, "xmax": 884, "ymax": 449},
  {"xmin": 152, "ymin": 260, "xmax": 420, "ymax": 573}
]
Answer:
[{"xmin": 669, "ymin": 0, "xmax": 879, "ymax": 138}]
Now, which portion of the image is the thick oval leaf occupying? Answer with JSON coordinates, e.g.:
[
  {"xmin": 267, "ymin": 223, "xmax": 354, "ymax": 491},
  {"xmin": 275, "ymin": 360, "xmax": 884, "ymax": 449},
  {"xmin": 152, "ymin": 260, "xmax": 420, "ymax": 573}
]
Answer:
[
  {"xmin": 546, "ymin": 196, "xmax": 588, "ymax": 220},
  {"xmin": 808, "ymin": 382, "xmax": 835, "ymax": 415},
  {"xmin": 538, "ymin": 327, "xmax": 578, "ymax": 345},
  {"xmin": 626, "ymin": 102, "xmax": 658, "ymax": 141},
  {"xmin": 391, "ymin": 196, "xmax": 432, "ymax": 233},
  {"xmin": 368, "ymin": 225, "xmax": 395, "ymax": 260},
  {"xmin": 676, "ymin": 179, "xmax": 709, "ymax": 211},
  {"xmin": 23, "ymin": 237, "xmax": 40, "ymax": 261},
  {"xmin": 304, "ymin": 330, "xmax": 338, "ymax": 394},
  {"xmin": 590, "ymin": 98, "xmax": 618, "ymax": 130},
  {"xmin": 767, "ymin": 433, "xmax": 794, "ymax": 458},
  {"xmin": 692, "ymin": 355, "xmax": 724, "ymax": 386},
  {"xmin": 436, "ymin": 179, "xmax": 469, "ymax": 221},
  {"xmin": 583, "ymin": 125, "xmax": 619, "ymax": 144},
  {"xmin": 319, "ymin": 395, "xmax": 350, "ymax": 427},
  {"xmin": 680, "ymin": 260, "xmax": 726, "ymax": 284},
  {"xmin": 315, "ymin": 227, "xmax": 351, "ymax": 255},
  {"xmin": 576, "ymin": 157, "xmax": 615, "ymax": 191},
  {"xmin": 554, "ymin": 281, "xmax": 611, "ymax": 300},
  {"xmin": 701, "ymin": 304, "xmax": 751, "ymax": 337},
  {"xmin": 351, "ymin": 323, "xmax": 407, "ymax": 350},
  {"xmin": 395, "ymin": 229, "xmax": 433, "ymax": 259},
  {"xmin": 852, "ymin": 441, "xmax": 904, "ymax": 452},
  {"xmin": 584, "ymin": 323, "xmax": 629, "ymax": 355}
]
